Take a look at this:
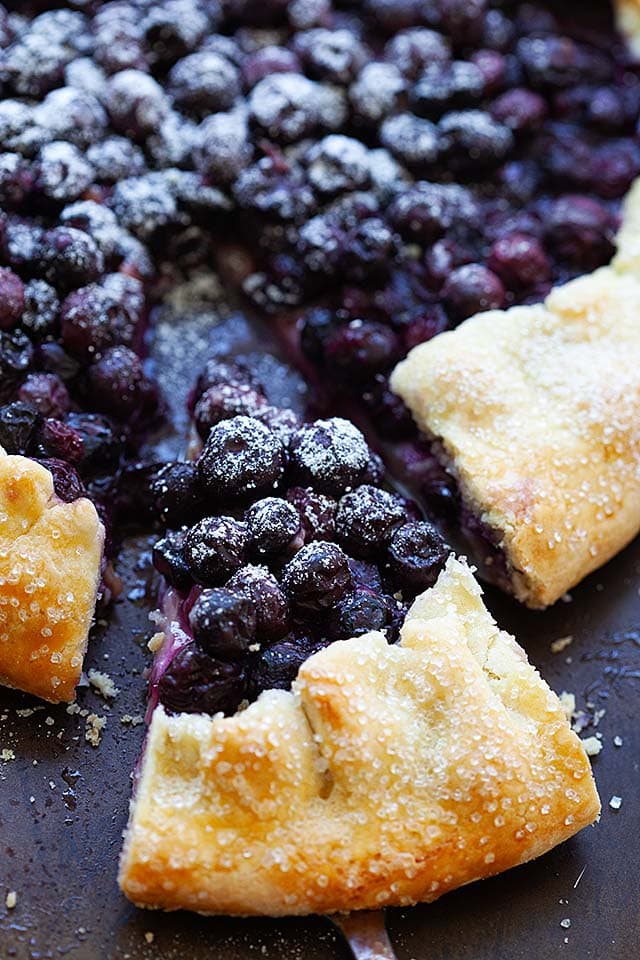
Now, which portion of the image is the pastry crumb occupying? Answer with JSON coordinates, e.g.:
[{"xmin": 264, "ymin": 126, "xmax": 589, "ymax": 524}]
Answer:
[
  {"xmin": 558, "ymin": 691, "xmax": 576, "ymax": 720},
  {"xmin": 0, "ymin": 749, "xmax": 15, "ymax": 762},
  {"xmin": 144, "ymin": 931, "xmax": 154, "ymax": 944},
  {"xmin": 609, "ymin": 795, "xmax": 622, "ymax": 810},
  {"xmin": 85, "ymin": 713, "xmax": 107, "ymax": 747},
  {"xmin": 613, "ymin": 735, "xmax": 623, "ymax": 747},
  {"xmin": 121, "ymin": 714, "xmax": 144, "ymax": 726},
  {"xmin": 550, "ymin": 635, "xmax": 573, "ymax": 654},
  {"xmin": 148, "ymin": 631, "xmax": 165, "ymax": 653},
  {"xmin": 560, "ymin": 918, "xmax": 571, "ymax": 929},
  {"xmin": 580, "ymin": 736, "xmax": 602, "ymax": 757},
  {"xmin": 88, "ymin": 668, "xmax": 120, "ymax": 699},
  {"xmin": 5, "ymin": 891, "xmax": 17, "ymax": 909}
]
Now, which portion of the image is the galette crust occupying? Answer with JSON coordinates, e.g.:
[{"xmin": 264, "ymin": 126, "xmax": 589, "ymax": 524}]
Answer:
[
  {"xmin": 0, "ymin": 448, "xmax": 104, "ymax": 702},
  {"xmin": 390, "ymin": 185, "xmax": 640, "ymax": 609},
  {"xmin": 119, "ymin": 558, "xmax": 599, "ymax": 916},
  {"xmin": 616, "ymin": 0, "xmax": 640, "ymax": 52}
]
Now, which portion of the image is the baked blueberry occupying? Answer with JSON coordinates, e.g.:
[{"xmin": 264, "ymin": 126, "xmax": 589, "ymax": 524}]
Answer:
[
  {"xmin": 189, "ymin": 588, "xmax": 256, "ymax": 661},
  {"xmin": 250, "ymin": 636, "xmax": 320, "ymax": 695},
  {"xmin": 0, "ymin": 329, "xmax": 33, "ymax": 403},
  {"xmin": 184, "ymin": 516, "xmax": 247, "ymax": 586},
  {"xmin": 0, "ymin": 267, "xmax": 24, "ymax": 330},
  {"xmin": 151, "ymin": 461, "xmax": 200, "ymax": 527},
  {"xmin": 286, "ymin": 487, "xmax": 337, "ymax": 543},
  {"xmin": 386, "ymin": 521, "xmax": 449, "ymax": 593},
  {"xmin": 18, "ymin": 373, "xmax": 70, "ymax": 419},
  {"xmin": 289, "ymin": 418, "xmax": 370, "ymax": 496},
  {"xmin": 197, "ymin": 416, "xmax": 285, "ymax": 503},
  {"xmin": 327, "ymin": 589, "xmax": 396, "ymax": 641},
  {"xmin": 157, "ymin": 644, "xmax": 247, "ymax": 716},
  {"xmin": 0, "ymin": 401, "xmax": 41, "ymax": 455},
  {"xmin": 335, "ymin": 485, "xmax": 407, "ymax": 559},
  {"xmin": 245, "ymin": 497, "xmax": 303, "ymax": 563},
  {"xmin": 193, "ymin": 383, "xmax": 267, "ymax": 439},
  {"xmin": 226, "ymin": 565, "xmax": 290, "ymax": 643},
  {"xmin": 281, "ymin": 540, "xmax": 353, "ymax": 613}
]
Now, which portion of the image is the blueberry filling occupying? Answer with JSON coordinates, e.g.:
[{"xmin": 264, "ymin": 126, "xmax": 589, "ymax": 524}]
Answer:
[{"xmin": 152, "ymin": 366, "xmax": 450, "ymax": 716}]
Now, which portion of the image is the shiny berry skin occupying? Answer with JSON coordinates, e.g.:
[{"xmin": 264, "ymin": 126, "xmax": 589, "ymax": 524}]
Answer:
[
  {"xmin": 286, "ymin": 486, "xmax": 337, "ymax": 543},
  {"xmin": 193, "ymin": 383, "xmax": 267, "ymax": 440},
  {"xmin": 327, "ymin": 589, "xmax": 395, "ymax": 641},
  {"xmin": 152, "ymin": 530, "xmax": 192, "ymax": 591},
  {"xmin": 184, "ymin": 516, "xmax": 247, "ymax": 587},
  {"xmin": 335, "ymin": 485, "xmax": 407, "ymax": 559},
  {"xmin": 386, "ymin": 521, "xmax": 449, "ymax": 593},
  {"xmin": 324, "ymin": 320, "xmax": 401, "ymax": 382},
  {"xmin": 65, "ymin": 412, "xmax": 122, "ymax": 473},
  {"xmin": 545, "ymin": 195, "xmax": 615, "ymax": 269},
  {"xmin": 157, "ymin": 643, "xmax": 247, "ymax": 716},
  {"xmin": 0, "ymin": 329, "xmax": 33, "ymax": 403},
  {"xmin": 226, "ymin": 565, "xmax": 290, "ymax": 643},
  {"xmin": 85, "ymin": 346, "xmax": 158, "ymax": 423},
  {"xmin": 33, "ymin": 418, "xmax": 83, "ymax": 464},
  {"xmin": 189, "ymin": 588, "xmax": 256, "ymax": 661},
  {"xmin": 289, "ymin": 418, "xmax": 370, "ymax": 496},
  {"xmin": 442, "ymin": 263, "xmax": 506, "ymax": 321},
  {"xmin": 281, "ymin": 540, "xmax": 352, "ymax": 613},
  {"xmin": 490, "ymin": 88, "xmax": 547, "ymax": 133},
  {"xmin": 18, "ymin": 373, "xmax": 70, "ymax": 419},
  {"xmin": 39, "ymin": 458, "xmax": 86, "ymax": 504},
  {"xmin": 0, "ymin": 267, "xmax": 24, "ymax": 329},
  {"xmin": 197, "ymin": 416, "xmax": 285, "ymax": 503},
  {"xmin": 151, "ymin": 461, "xmax": 199, "ymax": 527},
  {"xmin": 245, "ymin": 497, "xmax": 303, "ymax": 564},
  {"xmin": 250, "ymin": 636, "xmax": 320, "ymax": 695},
  {"xmin": 488, "ymin": 233, "xmax": 550, "ymax": 290},
  {"xmin": 0, "ymin": 401, "xmax": 41, "ymax": 454}
]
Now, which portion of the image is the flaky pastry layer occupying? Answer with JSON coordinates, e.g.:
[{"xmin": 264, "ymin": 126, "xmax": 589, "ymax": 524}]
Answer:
[
  {"xmin": 119, "ymin": 558, "xmax": 599, "ymax": 916},
  {"xmin": 0, "ymin": 447, "xmax": 104, "ymax": 702},
  {"xmin": 391, "ymin": 181, "xmax": 640, "ymax": 608}
]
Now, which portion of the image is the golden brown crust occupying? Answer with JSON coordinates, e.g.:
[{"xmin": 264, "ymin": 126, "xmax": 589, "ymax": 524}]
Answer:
[
  {"xmin": 615, "ymin": 0, "xmax": 640, "ymax": 52},
  {"xmin": 390, "ymin": 181, "xmax": 640, "ymax": 609},
  {"xmin": 119, "ymin": 558, "xmax": 599, "ymax": 916},
  {"xmin": 0, "ymin": 448, "xmax": 104, "ymax": 702}
]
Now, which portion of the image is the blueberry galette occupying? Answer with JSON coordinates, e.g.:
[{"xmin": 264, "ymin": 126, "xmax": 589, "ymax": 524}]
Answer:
[
  {"xmin": 119, "ymin": 557, "xmax": 599, "ymax": 915},
  {"xmin": 0, "ymin": 446, "xmax": 103, "ymax": 701}
]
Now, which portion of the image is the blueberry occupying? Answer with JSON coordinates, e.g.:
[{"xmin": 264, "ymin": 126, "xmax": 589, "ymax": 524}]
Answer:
[
  {"xmin": 490, "ymin": 88, "xmax": 547, "ymax": 133},
  {"xmin": 41, "ymin": 227, "xmax": 104, "ymax": 291},
  {"xmin": 439, "ymin": 109, "xmax": 514, "ymax": 171},
  {"xmin": 411, "ymin": 61, "xmax": 484, "ymax": 119},
  {"xmin": 60, "ymin": 274, "xmax": 144, "ymax": 360},
  {"xmin": 335, "ymin": 485, "xmax": 406, "ymax": 559},
  {"xmin": 386, "ymin": 520, "xmax": 449, "ymax": 593},
  {"xmin": 516, "ymin": 36, "xmax": 583, "ymax": 91},
  {"xmin": 34, "ymin": 87, "xmax": 108, "ymax": 150},
  {"xmin": 194, "ymin": 111, "xmax": 252, "ymax": 186},
  {"xmin": 142, "ymin": 1, "xmax": 209, "ymax": 65},
  {"xmin": 184, "ymin": 516, "xmax": 247, "ymax": 585},
  {"xmin": 35, "ymin": 142, "xmax": 94, "ymax": 205},
  {"xmin": 305, "ymin": 135, "xmax": 371, "ymax": 196},
  {"xmin": 380, "ymin": 112, "xmax": 440, "ymax": 168},
  {"xmin": 33, "ymin": 418, "xmax": 83, "ymax": 465},
  {"xmin": 109, "ymin": 173, "xmax": 178, "ymax": 241},
  {"xmin": 289, "ymin": 418, "xmax": 370, "ymax": 496},
  {"xmin": 388, "ymin": 182, "xmax": 477, "ymax": 243},
  {"xmin": 189, "ymin": 587, "xmax": 256, "ymax": 661},
  {"xmin": 0, "ymin": 267, "xmax": 24, "ymax": 330},
  {"xmin": 37, "ymin": 342, "xmax": 80, "ymax": 383},
  {"xmin": 546, "ymin": 195, "xmax": 615, "ymax": 269},
  {"xmin": 242, "ymin": 46, "xmax": 301, "ymax": 88},
  {"xmin": 442, "ymin": 263, "xmax": 505, "ymax": 321},
  {"xmin": 439, "ymin": 0, "xmax": 487, "ymax": 46},
  {"xmin": 194, "ymin": 357, "xmax": 260, "ymax": 400},
  {"xmin": 1, "ymin": 219, "xmax": 45, "ymax": 277},
  {"xmin": 250, "ymin": 637, "xmax": 318, "ymax": 695},
  {"xmin": 233, "ymin": 158, "xmax": 317, "ymax": 222},
  {"xmin": 169, "ymin": 52, "xmax": 241, "ymax": 115},
  {"xmin": 1, "ymin": 35, "xmax": 72, "ymax": 98},
  {"xmin": 0, "ymin": 329, "xmax": 32, "ymax": 403},
  {"xmin": 327, "ymin": 590, "xmax": 395, "ymax": 641},
  {"xmin": 106, "ymin": 70, "xmax": 170, "ymax": 140},
  {"xmin": 256, "ymin": 406, "xmax": 302, "ymax": 446},
  {"xmin": 384, "ymin": 28, "xmax": 451, "ymax": 79},
  {"xmin": 286, "ymin": 487, "xmax": 337, "ymax": 543},
  {"xmin": 0, "ymin": 401, "xmax": 41, "ymax": 455},
  {"xmin": 21, "ymin": 280, "xmax": 60, "ymax": 337},
  {"xmin": 249, "ymin": 73, "xmax": 346, "ymax": 144},
  {"xmin": 86, "ymin": 346, "xmax": 158, "ymax": 423},
  {"xmin": 157, "ymin": 643, "xmax": 247, "ymax": 716},
  {"xmin": 152, "ymin": 530, "xmax": 192, "ymax": 592},
  {"xmin": 18, "ymin": 373, "xmax": 70, "ymax": 420},
  {"xmin": 197, "ymin": 416, "xmax": 285, "ymax": 503},
  {"xmin": 488, "ymin": 233, "xmax": 550, "ymax": 291},
  {"xmin": 151, "ymin": 461, "xmax": 199, "ymax": 527},
  {"xmin": 293, "ymin": 28, "xmax": 368, "ymax": 85},
  {"xmin": 39, "ymin": 458, "xmax": 86, "ymax": 504},
  {"xmin": 245, "ymin": 497, "xmax": 303, "ymax": 564},
  {"xmin": 349, "ymin": 62, "xmax": 406, "ymax": 124},
  {"xmin": 0, "ymin": 153, "xmax": 33, "ymax": 209},
  {"xmin": 86, "ymin": 136, "xmax": 147, "ymax": 184},
  {"xmin": 65, "ymin": 412, "xmax": 123, "ymax": 473},
  {"xmin": 288, "ymin": 0, "xmax": 331, "ymax": 30},
  {"xmin": 281, "ymin": 541, "xmax": 352, "ymax": 613},
  {"xmin": 324, "ymin": 319, "xmax": 401, "ymax": 383},
  {"xmin": 226, "ymin": 565, "xmax": 290, "ymax": 643},
  {"xmin": 194, "ymin": 383, "xmax": 267, "ymax": 439}
]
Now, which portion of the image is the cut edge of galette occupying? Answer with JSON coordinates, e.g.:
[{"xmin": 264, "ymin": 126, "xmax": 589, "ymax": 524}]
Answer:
[
  {"xmin": 118, "ymin": 556, "xmax": 599, "ymax": 917},
  {"xmin": 390, "ymin": 179, "xmax": 640, "ymax": 609},
  {"xmin": 0, "ymin": 446, "xmax": 104, "ymax": 703}
]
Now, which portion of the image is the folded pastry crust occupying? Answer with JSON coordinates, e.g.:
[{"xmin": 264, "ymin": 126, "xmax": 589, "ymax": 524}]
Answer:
[
  {"xmin": 119, "ymin": 557, "xmax": 599, "ymax": 916},
  {"xmin": 616, "ymin": 0, "xmax": 640, "ymax": 52},
  {"xmin": 0, "ymin": 448, "xmax": 104, "ymax": 702},
  {"xmin": 391, "ymin": 184, "xmax": 640, "ymax": 608}
]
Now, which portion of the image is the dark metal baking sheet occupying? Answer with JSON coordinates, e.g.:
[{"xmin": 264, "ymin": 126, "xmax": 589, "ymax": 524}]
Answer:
[{"xmin": 1, "ymin": 297, "xmax": 639, "ymax": 960}]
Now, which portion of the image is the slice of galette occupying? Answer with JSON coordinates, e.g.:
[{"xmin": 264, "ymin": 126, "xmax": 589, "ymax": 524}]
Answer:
[
  {"xmin": 391, "ymin": 187, "xmax": 640, "ymax": 609},
  {"xmin": 119, "ymin": 556, "xmax": 599, "ymax": 916},
  {"xmin": 0, "ymin": 446, "xmax": 104, "ymax": 702}
]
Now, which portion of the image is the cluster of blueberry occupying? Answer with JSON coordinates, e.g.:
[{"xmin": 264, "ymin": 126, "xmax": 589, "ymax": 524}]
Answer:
[{"xmin": 152, "ymin": 356, "xmax": 449, "ymax": 715}]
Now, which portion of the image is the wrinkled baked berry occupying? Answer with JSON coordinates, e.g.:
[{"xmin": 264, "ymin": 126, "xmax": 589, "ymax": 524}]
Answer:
[
  {"xmin": 226, "ymin": 565, "xmax": 290, "ymax": 643},
  {"xmin": 281, "ymin": 540, "xmax": 352, "ymax": 613},
  {"xmin": 289, "ymin": 417, "xmax": 370, "ymax": 496},
  {"xmin": 39, "ymin": 458, "xmax": 86, "ymax": 504},
  {"xmin": 21, "ymin": 280, "xmax": 59, "ymax": 337},
  {"xmin": 33, "ymin": 417, "xmax": 83, "ymax": 464},
  {"xmin": 250, "ymin": 636, "xmax": 319, "ymax": 695},
  {"xmin": 245, "ymin": 497, "xmax": 303, "ymax": 563},
  {"xmin": 18, "ymin": 373, "xmax": 70, "ymax": 419},
  {"xmin": 65, "ymin": 412, "xmax": 123, "ymax": 473},
  {"xmin": 169, "ymin": 52, "xmax": 240, "ymax": 115},
  {"xmin": 157, "ymin": 643, "xmax": 246, "ymax": 716},
  {"xmin": 0, "ymin": 329, "xmax": 33, "ymax": 403},
  {"xmin": 0, "ymin": 267, "xmax": 24, "ymax": 330},
  {"xmin": 197, "ymin": 416, "xmax": 285, "ymax": 502},
  {"xmin": 151, "ymin": 461, "xmax": 199, "ymax": 527},
  {"xmin": 386, "ymin": 520, "xmax": 449, "ymax": 593},
  {"xmin": 152, "ymin": 530, "xmax": 192, "ymax": 591},
  {"xmin": 189, "ymin": 587, "xmax": 256, "ymax": 661},
  {"xmin": 85, "ymin": 346, "xmax": 158, "ymax": 422},
  {"xmin": 324, "ymin": 319, "xmax": 401, "ymax": 382},
  {"xmin": 335, "ymin": 485, "xmax": 406, "ymax": 559},
  {"xmin": 194, "ymin": 382, "xmax": 267, "ymax": 439},
  {"xmin": 327, "ymin": 589, "xmax": 395, "ymax": 641},
  {"xmin": 0, "ymin": 401, "xmax": 41, "ymax": 455},
  {"xmin": 286, "ymin": 487, "xmax": 337, "ymax": 543},
  {"xmin": 184, "ymin": 516, "xmax": 247, "ymax": 585},
  {"xmin": 488, "ymin": 233, "xmax": 550, "ymax": 290}
]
